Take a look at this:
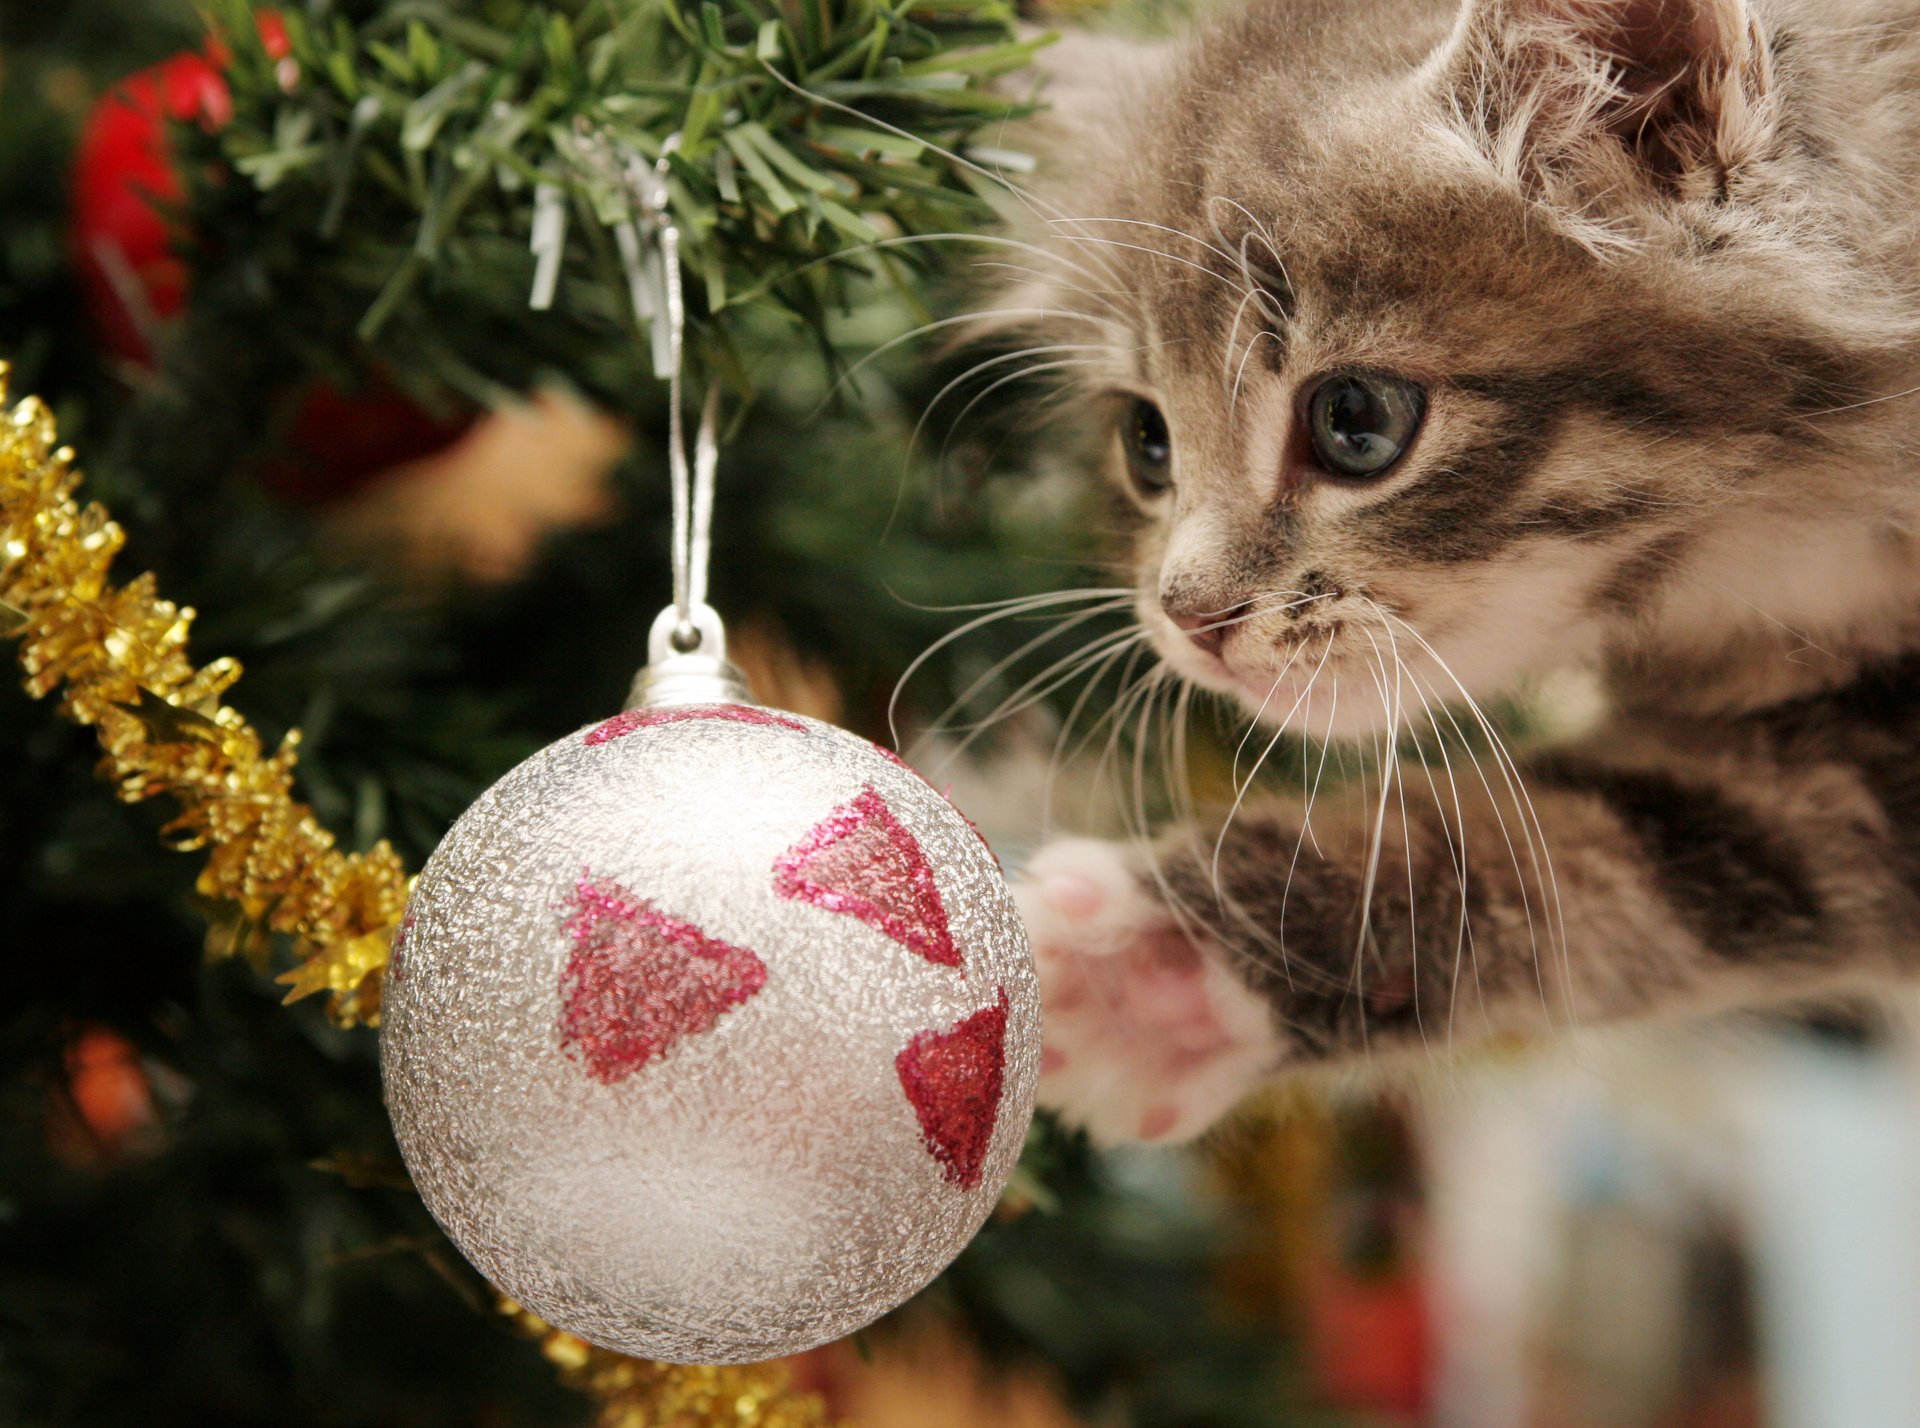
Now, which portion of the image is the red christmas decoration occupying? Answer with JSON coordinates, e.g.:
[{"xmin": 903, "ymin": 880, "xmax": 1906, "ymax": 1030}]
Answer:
[
  {"xmin": 70, "ymin": 13, "xmax": 289, "ymax": 365},
  {"xmin": 557, "ymin": 873, "xmax": 769, "ymax": 1085},
  {"xmin": 894, "ymin": 991, "xmax": 1009, "ymax": 1190},
  {"xmin": 773, "ymin": 785, "xmax": 961, "ymax": 969}
]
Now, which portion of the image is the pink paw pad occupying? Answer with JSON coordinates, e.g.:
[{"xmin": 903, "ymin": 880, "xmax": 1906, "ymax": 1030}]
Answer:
[
  {"xmin": 1016, "ymin": 837, "xmax": 1281, "ymax": 1145},
  {"xmin": 1040, "ymin": 870, "xmax": 1107, "ymax": 920}
]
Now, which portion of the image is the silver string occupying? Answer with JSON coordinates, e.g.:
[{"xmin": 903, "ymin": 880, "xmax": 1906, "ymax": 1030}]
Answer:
[{"xmin": 638, "ymin": 137, "xmax": 719, "ymax": 651}]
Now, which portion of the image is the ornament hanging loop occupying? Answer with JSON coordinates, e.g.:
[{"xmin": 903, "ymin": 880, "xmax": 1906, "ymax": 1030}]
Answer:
[
  {"xmin": 628, "ymin": 601, "xmax": 752, "ymax": 710},
  {"xmin": 619, "ymin": 134, "xmax": 753, "ymax": 711}
]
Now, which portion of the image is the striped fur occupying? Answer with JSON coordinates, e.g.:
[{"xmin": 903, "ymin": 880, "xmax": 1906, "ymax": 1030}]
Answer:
[{"xmin": 989, "ymin": 0, "xmax": 1920, "ymax": 1143}]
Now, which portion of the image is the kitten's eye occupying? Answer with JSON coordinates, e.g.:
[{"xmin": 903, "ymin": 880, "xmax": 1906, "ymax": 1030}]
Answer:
[
  {"xmin": 1121, "ymin": 397, "xmax": 1173, "ymax": 498},
  {"xmin": 1305, "ymin": 373, "xmax": 1427, "ymax": 479}
]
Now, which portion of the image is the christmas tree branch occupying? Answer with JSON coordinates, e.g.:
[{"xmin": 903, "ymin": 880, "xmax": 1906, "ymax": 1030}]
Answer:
[{"xmin": 199, "ymin": 0, "xmax": 1043, "ymax": 391}]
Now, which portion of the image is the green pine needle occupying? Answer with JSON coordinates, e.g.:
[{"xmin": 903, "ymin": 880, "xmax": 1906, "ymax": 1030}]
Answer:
[{"xmin": 200, "ymin": 0, "xmax": 1046, "ymax": 387}]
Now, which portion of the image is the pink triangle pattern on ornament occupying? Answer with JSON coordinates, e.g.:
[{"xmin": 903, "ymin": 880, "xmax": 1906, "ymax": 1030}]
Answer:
[
  {"xmin": 557, "ymin": 873, "xmax": 769, "ymax": 1084},
  {"xmin": 772, "ymin": 785, "xmax": 960, "ymax": 968},
  {"xmin": 870, "ymin": 745, "xmax": 1001, "ymax": 869},
  {"xmin": 894, "ymin": 990, "xmax": 1009, "ymax": 1189},
  {"xmin": 584, "ymin": 703, "xmax": 807, "ymax": 746}
]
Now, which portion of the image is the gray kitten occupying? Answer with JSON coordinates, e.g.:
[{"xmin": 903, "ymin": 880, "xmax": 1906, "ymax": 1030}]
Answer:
[{"xmin": 987, "ymin": 0, "xmax": 1920, "ymax": 1143}]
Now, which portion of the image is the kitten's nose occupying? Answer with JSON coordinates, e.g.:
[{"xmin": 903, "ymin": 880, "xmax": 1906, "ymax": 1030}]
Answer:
[{"xmin": 1165, "ymin": 601, "xmax": 1250, "ymax": 657}]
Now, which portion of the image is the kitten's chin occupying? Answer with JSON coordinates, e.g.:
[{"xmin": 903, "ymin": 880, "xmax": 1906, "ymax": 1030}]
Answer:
[
  {"xmin": 1232, "ymin": 669, "xmax": 1398, "ymax": 742},
  {"xmin": 1162, "ymin": 643, "xmax": 1400, "ymax": 743}
]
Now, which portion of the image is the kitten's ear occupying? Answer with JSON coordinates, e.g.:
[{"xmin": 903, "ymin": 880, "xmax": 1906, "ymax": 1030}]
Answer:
[{"xmin": 1447, "ymin": 0, "xmax": 1777, "ymax": 206}]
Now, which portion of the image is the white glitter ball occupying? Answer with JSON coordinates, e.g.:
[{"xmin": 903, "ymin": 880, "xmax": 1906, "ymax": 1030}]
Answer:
[{"xmin": 379, "ymin": 704, "xmax": 1039, "ymax": 1363}]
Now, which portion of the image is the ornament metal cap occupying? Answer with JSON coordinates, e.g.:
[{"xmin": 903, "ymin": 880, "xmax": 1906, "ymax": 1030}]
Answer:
[{"xmin": 626, "ymin": 601, "xmax": 755, "ymax": 710}]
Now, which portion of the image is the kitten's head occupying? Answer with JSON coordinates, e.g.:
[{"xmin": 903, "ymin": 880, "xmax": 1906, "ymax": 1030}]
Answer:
[{"xmin": 990, "ymin": 0, "xmax": 1914, "ymax": 735}]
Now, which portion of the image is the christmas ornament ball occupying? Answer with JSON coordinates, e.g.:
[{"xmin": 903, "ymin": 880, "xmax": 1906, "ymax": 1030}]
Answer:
[{"xmin": 379, "ymin": 700, "xmax": 1039, "ymax": 1364}]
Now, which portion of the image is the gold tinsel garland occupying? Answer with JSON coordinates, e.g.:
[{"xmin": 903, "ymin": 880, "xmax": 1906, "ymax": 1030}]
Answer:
[{"xmin": 0, "ymin": 367, "xmax": 835, "ymax": 1428}]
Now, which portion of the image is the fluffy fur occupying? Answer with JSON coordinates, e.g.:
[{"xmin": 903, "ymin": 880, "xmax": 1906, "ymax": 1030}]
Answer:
[{"xmin": 980, "ymin": 0, "xmax": 1920, "ymax": 1143}]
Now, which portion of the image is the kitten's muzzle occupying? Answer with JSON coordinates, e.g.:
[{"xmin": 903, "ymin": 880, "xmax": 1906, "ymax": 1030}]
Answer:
[
  {"xmin": 1164, "ymin": 600, "xmax": 1253, "ymax": 658},
  {"xmin": 1271, "ymin": 620, "xmax": 1346, "ymax": 658}
]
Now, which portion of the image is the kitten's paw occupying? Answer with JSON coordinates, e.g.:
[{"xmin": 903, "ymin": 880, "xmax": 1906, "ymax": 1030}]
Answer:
[{"xmin": 1014, "ymin": 838, "xmax": 1281, "ymax": 1145}]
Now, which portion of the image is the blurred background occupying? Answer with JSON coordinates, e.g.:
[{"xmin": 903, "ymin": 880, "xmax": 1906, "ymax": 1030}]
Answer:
[{"xmin": 4, "ymin": 2, "xmax": 1918, "ymax": 1426}]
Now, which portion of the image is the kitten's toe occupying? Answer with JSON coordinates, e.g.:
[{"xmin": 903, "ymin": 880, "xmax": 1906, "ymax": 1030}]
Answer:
[{"xmin": 1014, "ymin": 838, "xmax": 1281, "ymax": 1146}]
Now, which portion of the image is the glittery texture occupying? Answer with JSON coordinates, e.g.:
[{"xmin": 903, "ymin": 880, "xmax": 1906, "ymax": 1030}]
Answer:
[
  {"xmin": 772, "ymin": 785, "xmax": 959, "ymax": 969},
  {"xmin": 558, "ymin": 873, "xmax": 769, "ymax": 1084},
  {"xmin": 381, "ymin": 709, "xmax": 1039, "ymax": 1363},
  {"xmin": 870, "ymin": 747, "xmax": 1001, "ymax": 869},
  {"xmin": 894, "ymin": 990, "xmax": 1009, "ymax": 1190},
  {"xmin": 949, "ymin": 801, "xmax": 1001, "ymax": 870},
  {"xmin": 586, "ymin": 703, "xmax": 806, "ymax": 746}
]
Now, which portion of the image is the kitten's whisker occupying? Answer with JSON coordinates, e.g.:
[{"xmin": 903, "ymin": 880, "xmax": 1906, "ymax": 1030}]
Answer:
[
  {"xmin": 916, "ymin": 360, "xmax": 1105, "ymax": 491},
  {"xmin": 1129, "ymin": 672, "xmax": 1167, "ymax": 846},
  {"xmin": 1128, "ymin": 675, "xmax": 1228, "ymax": 959},
  {"xmin": 814, "ymin": 309, "xmax": 1103, "ymax": 416},
  {"xmin": 1167, "ymin": 680, "xmax": 1198, "ymax": 833},
  {"xmin": 1278, "ymin": 632, "xmax": 1341, "ymax": 994},
  {"xmin": 1235, "ymin": 232, "xmax": 1292, "ymax": 328},
  {"xmin": 1206, "ymin": 194, "xmax": 1296, "ymax": 296},
  {"xmin": 888, "ymin": 589, "xmax": 1139, "ymax": 747},
  {"xmin": 1400, "ymin": 659, "xmax": 1546, "ymax": 1035},
  {"xmin": 1205, "ymin": 637, "xmax": 1328, "ymax": 890},
  {"xmin": 1360, "ymin": 623, "xmax": 1430, "ymax": 1057},
  {"xmin": 1399, "ymin": 663, "xmax": 1480, "ymax": 1056},
  {"xmin": 1092, "ymin": 656, "xmax": 1171, "ymax": 844},
  {"xmin": 924, "ymin": 342, "xmax": 1109, "ymax": 417},
  {"xmin": 915, "ymin": 601, "xmax": 1138, "ymax": 756},
  {"xmin": 1053, "ymin": 233, "xmax": 1250, "ymax": 294},
  {"xmin": 1128, "ymin": 671, "xmax": 1221, "ymax": 952},
  {"xmin": 1186, "ymin": 590, "xmax": 1325, "ymax": 644},
  {"xmin": 889, "ymin": 586, "xmax": 1134, "ymax": 616},
  {"xmin": 1230, "ymin": 329, "xmax": 1283, "ymax": 419},
  {"xmin": 760, "ymin": 63, "xmax": 1088, "ymax": 236},
  {"xmin": 1125, "ymin": 701, "xmax": 1205, "ymax": 951},
  {"xmin": 1210, "ymin": 694, "xmax": 1301, "ymax": 980},
  {"xmin": 1379, "ymin": 609, "xmax": 1575, "ymax": 1035},
  {"xmin": 1046, "ymin": 215, "xmax": 1245, "ymax": 274},
  {"xmin": 1344, "ymin": 634, "xmax": 1399, "ymax": 1054},
  {"xmin": 968, "ymin": 262, "xmax": 1134, "ymax": 324},
  {"xmin": 1231, "ymin": 639, "xmax": 1311, "ymax": 790},
  {"xmin": 778, "ymin": 231, "xmax": 1113, "ymax": 297},
  {"xmin": 932, "ymin": 622, "xmax": 1146, "ymax": 768},
  {"xmin": 1794, "ymin": 379, "xmax": 1920, "ymax": 420},
  {"xmin": 1369, "ymin": 613, "xmax": 1472, "ymax": 1041},
  {"xmin": 1203, "ymin": 606, "xmax": 1338, "ymax": 981},
  {"xmin": 1220, "ymin": 285, "xmax": 1268, "ymax": 383},
  {"xmin": 1098, "ymin": 657, "xmax": 1163, "ymax": 797},
  {"xmin": 935, "ymin": 358, "xmax": 1109, "ymax": 471},
  {"xmin": 1061, "ymin": 644, "xmax": 1160, "ymax": 835},
  {"xmin": 1044, "ymin": 633, "xmax": 1153, "ymax": 831}
]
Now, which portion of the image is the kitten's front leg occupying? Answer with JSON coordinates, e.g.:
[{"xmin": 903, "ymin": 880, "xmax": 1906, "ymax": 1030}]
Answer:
[{"xmin": 1021, "ymin": 743, "xmax": 1882, "ymax": 1144}]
